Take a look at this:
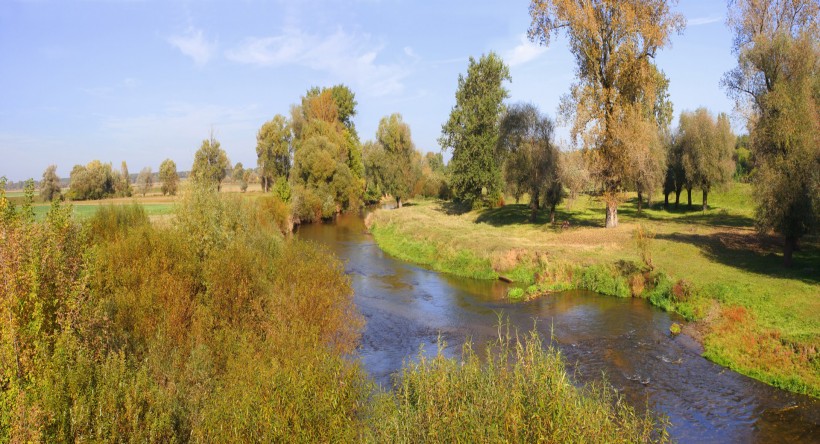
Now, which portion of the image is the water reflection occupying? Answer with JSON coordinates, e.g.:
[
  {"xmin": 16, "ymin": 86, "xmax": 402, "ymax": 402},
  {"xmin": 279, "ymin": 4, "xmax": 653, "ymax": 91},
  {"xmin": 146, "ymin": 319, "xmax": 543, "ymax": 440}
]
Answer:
[{"xmin": 296, "ymin": 212, "xmax": 820, "ymax": 443}]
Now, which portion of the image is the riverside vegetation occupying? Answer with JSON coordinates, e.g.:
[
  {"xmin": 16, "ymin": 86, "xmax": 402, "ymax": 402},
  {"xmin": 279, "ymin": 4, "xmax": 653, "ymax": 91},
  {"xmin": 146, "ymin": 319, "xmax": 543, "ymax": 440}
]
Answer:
[
  {"xmin": 0, "ymin": 182, "xmax": 668, "ymax": 442},
  {"xmin": 366, "ymin": 183, "xmax": 819, "ymax": 398}
]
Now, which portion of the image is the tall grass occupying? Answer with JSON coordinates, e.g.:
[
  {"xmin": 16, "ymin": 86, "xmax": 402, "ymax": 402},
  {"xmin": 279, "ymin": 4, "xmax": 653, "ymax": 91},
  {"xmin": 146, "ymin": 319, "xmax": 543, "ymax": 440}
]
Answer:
[{"xmin": 368, "ymin": 330, "xmax": 669, "ymax": 443}]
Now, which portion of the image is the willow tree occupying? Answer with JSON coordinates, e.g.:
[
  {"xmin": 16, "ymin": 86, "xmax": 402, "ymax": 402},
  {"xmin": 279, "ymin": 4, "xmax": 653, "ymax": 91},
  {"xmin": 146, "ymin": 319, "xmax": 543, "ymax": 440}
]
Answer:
[
  {"xmin": 677, "ymin": 108, "xmax": 735, "ymax": 211},
  {"xmin": 40, "ymin": 165, "xmax": 61, "ymax": 202},
  {"xmin": 191, "ymin": 135, "xmax": 230, "ymax": 191},
  {"xmin": 375, "ymin": 113, "xmax": 419, "ymax": 208},
  {"xmin": 498, "ymin": 103, "xmax": 562, "ymax": 222},
  {"xmin": 256, "ymin": 114, "xmax": 292, "ymax": 192},
  {"xmin": 723, "ymin": 0, "xmax": 819, "ymax": 266},
  {"xmin": 528, "ymin": 0, "xmax": 684, "ymax": 227},
  {"xmin": 159, "ymin": 158, "xmax": 179, "ymax": 196}
]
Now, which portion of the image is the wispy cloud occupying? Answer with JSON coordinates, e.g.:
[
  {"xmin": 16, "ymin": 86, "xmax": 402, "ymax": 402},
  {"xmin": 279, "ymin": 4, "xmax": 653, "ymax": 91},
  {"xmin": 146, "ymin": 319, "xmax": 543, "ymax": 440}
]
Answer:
[
  {"xmin": 225, "ymin": 28, "xmax": 409, "ymax": 96},
  {"xmin": 688, "ymin": 16, "xmax": 722, "ymax": 27},
  {"xmin": 505, "ymin": 34, "xmax": 547, "ymax": 67},
  {"xmin": 168, "ymin": 27, "xmax": 216, "ymax": 66}
]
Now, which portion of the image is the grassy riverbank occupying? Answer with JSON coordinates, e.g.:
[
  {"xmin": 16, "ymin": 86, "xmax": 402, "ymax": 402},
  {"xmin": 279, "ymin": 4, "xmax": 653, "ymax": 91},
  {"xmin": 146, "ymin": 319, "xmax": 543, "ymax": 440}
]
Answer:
[{"xmin": 367, "ymin": 184, "xmax": 820, "ymax": 398}]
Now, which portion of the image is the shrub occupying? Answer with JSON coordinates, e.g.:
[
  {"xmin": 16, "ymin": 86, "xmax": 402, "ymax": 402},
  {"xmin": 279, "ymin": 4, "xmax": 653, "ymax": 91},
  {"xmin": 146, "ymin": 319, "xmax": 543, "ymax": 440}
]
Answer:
[{"xmin": 574, "ymin": 265, "xmax": 630, "ymax": 298}]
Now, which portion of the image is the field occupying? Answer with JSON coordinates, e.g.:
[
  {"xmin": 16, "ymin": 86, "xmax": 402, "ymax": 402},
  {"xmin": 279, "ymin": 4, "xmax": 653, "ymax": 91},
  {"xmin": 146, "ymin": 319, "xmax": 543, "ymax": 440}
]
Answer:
[{"xmin": 367, "ymin": 183, "xmax": 820, "ymax": 397}]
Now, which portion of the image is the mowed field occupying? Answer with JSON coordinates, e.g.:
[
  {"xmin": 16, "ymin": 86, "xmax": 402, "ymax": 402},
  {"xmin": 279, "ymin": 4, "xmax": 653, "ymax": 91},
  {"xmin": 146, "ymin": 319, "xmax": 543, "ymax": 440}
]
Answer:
[{"xmin": 367, "ymin": 183, "xmax": 820, "ymax": 397}]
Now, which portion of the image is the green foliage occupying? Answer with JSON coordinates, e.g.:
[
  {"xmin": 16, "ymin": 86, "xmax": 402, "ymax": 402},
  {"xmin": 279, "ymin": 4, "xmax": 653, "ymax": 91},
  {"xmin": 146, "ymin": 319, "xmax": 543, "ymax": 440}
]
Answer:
[
  {"xmin": 136, "ymin": 166, "xmax": 153, "ymax": 197},
  {"xmin": 232, "ymin": 162, "xmax": 248, "ymax": 192},
  {"xmin": 69, "ymin": 160, "xmax": 116, "ymax": 200},
  {"xmin": 159, "ymin": 158, "xmax": 179, "ymax": 196},
  {"xmin": 676, "ymin": 108, "xmax": 736, "ymax": 210},
  {"xmin": 115, "ymin": 161, "xmax": 132, "ymax": 197},
  {"xmin": 272, "ymin": 175, "xmax": 291, "ymax": 202},
  {"xmin": 369, "ymin": 331, "xmax": 668, "ymax": 442},
  {"xmin": 498, "ymin": 103, "xmax": 562, "ymax": 221},
  {"xmin": 574, "ymin": 265, "xmax": 631, "ymax": 298},
  {"xmin": 256, "ymin": 114, "xmax": 292, "ymax": 191},
  {"xmin": 439, "ymin": 52, "xmax": 510, "ymax": 207},
  {"xmin": 40, "ymin": 164, "xmax": 61, "ymax": 202},
  {"xmin": 191, "ymin": 135, "xmax": 230, "ymax": 191},
  {"xmin": 723, "ymin": 0, "xmax": 819, "ymax": 265},
  {"xmin": 291, "ymin": 87, "xmax": 364, "ymax": 215},
  {"xmin": 507, "ymin": 287, "xmax": 525, "ymax": 299},
  {"xmin": 368, "ymin": 113, "xmax": 422, "ymax": 207}
]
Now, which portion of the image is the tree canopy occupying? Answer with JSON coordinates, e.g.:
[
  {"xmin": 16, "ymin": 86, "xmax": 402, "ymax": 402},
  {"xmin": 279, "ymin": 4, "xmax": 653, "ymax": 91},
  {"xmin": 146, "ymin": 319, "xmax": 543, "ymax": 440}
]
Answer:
[
  {"xmin": 498, "ymin": 103, "xmax": 563, "ymax": 222},
  {"xmin": 191, "ymin": 135, "xmax": 230, "ymax": 191},
  {"xmin": 40, "ymin": 164, "xmax": 61, "ymax": 202},
  {"xmin": 528, "ymin": 0, "xmax": 684, "ymax": 227},
  {"xmin": 439, "ymin": 52, "xmax": 511, "ymax": 208},
  {"xmin": 159, "ymin": 158, "xmax": 179, "ymax": 196},
  {"xmin": 256, "ymin": 114, "xmax": 292, "ymax": 192},
  {"xmin": 722, "ymin": 0, "xmax": 819, "ymax": 266},
  {"xmin": 677, "ymin": 108, "xmax": 736, "ymax": 211}
]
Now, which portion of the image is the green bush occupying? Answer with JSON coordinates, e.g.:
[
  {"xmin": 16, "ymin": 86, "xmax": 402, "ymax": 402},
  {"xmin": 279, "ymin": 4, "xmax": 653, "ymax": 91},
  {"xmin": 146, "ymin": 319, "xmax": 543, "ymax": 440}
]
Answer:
[{"xmin": 574, "ymin": 265, "xmax": 630, "ymax": 298}]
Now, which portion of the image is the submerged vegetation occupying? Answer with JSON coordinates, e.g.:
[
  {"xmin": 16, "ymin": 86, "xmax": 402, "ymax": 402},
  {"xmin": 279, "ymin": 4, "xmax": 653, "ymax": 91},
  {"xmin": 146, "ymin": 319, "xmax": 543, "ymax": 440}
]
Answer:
[{"xmin": 0, "ymin": 182, "xmax": 667, "ymax": 441}]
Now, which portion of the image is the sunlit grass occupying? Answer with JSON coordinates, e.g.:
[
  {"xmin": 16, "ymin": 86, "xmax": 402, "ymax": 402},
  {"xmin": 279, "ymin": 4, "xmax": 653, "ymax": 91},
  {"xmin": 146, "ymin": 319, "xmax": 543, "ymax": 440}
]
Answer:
[{"xmin": 368, "ymin": 183, "xmax": 820, "ymax": 397}]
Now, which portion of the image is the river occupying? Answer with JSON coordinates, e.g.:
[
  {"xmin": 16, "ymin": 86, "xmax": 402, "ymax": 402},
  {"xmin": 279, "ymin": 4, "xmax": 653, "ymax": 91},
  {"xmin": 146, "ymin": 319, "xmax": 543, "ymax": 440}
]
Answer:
[{"xmin": 296, "ymin": 211, "xmax": 819, "ymax": 443}]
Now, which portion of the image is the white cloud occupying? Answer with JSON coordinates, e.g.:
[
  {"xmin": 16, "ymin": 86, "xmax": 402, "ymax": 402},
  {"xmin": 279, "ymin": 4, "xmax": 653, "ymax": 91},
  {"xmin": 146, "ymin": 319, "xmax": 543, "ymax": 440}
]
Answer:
[
  {"xmin": 688, "ymin": 16, "xmax": 722, "ymax": 26},
  {"xmin": 505, "ymin": 34, "xmax": 547, "ymax": 67},
  {"xmin": 168, "ymin": 27, "xmax": 216, "ymax": 66},
  {"xmin": 225, "ymin": 28, "xmax": 408, "ymax": 97}
]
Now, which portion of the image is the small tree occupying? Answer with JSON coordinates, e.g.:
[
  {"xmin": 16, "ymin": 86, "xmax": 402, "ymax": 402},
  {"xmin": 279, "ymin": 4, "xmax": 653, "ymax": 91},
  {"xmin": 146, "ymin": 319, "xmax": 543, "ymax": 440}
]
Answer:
[
  {"xmin": 256, "ymin": 115, "xmax": 292, "ymax": 192},
  {"xmin": 40, "ymin": 164, "xmax": 61, "ymax": 202},
  {"xmin": 233, "ymin": 162, "xmax": 248, "ymax": 192},
  {"xmin": 439, "ymin": 52, "xmax": 511, "ymax": 207},
  {"xmin": 192, "ymin": 135, "xmax": 230, "ymax": 191},
  {"xmin": 376, "ymin": 113, "xmax": 419, "ymax": 208},
  {"xmin": 115, "ymin": 161, "xmax": 132, "ymax": 197},
  {"xmin": 498, "ymin": 103, "xmax": 563, "ymax": 223},
  {"xmin": 159, "ymin": 159, "xmax": 179, "ymax": 196},
  {"xmin": 136, "ymin": 167, "xmax": 153, "ymax": 197},
  {"xmin": 677, "ymin": 108, "xmax": 735, "ymax": 211},
  {"xmin": 559, "ymin": 150, "xmax": 590, "ymax": 210}
]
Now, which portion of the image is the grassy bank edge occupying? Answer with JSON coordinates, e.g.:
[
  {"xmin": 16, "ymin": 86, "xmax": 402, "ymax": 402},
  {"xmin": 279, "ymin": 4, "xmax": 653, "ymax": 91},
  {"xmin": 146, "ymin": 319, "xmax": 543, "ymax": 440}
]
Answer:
[{"xmin": 368, "ymin": 216, "xmax": 819, "ymax": 399}]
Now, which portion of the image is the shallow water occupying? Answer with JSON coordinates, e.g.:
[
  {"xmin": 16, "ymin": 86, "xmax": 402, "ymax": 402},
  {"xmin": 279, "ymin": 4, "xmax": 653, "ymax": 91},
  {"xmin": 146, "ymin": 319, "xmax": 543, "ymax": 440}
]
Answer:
[{"xmin": 297, "ymin": 212, "xmax": 820, "ymax": 443}]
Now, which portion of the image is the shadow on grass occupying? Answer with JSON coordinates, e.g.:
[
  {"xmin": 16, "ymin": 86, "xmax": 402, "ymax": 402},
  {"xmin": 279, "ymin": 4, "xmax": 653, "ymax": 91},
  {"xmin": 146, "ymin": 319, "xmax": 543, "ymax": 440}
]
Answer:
[
  {"xmin": 619, "ymin": 199, "xmax": 756, "ymax": 229},
  {"xmin": 655, "ymin": 231, "xmax": 819, "ymax": 285},
  {"xmin": 474, "ymin": 204, "xmax": 601, "ymax": 228},
  {"xmin": 435, "ymin": 200, "xmax": 472, "ymax": 216}
]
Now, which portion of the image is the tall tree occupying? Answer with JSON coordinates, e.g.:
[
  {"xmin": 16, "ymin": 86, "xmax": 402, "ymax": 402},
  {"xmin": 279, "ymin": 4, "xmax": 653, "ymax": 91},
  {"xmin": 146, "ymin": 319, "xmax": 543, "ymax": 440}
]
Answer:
[
  {"xmin": 439, "ymin": 52, "xmax": 511, "ymax": 208},
  {"xmin": 115, "ymin": 161, "xmax": 131, "ymax": 197},
  {"xmin": 498, "ymin": 103, "xmax": 563, "ymax": 222},
  {"xmin": 159, "ymin": 159, "xmax": 179, "ymax": 196},
  {"xmin": 69, "ymin": 160, "xmax": 116, "ymax": 200},
  {"xmin": 192, "ymin": 135, "xmax": 230, "ymax": 191},
  {"xmin": 677, "ymin": 108, "xmax": 736, "ymax": 211},
  {"xmin": 723, "ymin": 0, "xmax": 819, "ymax": 266},
  {"xmin": 256, "ymin": 115, "xmax": 292, "ymax": 192},
  {"xmin": 528, "ymin": 0, "xmax": 684, "ymax": 227},
  {"xmin": 40, "ymin": 164, "xmax": 61, "ymax": 202},
  {"xmin": 374, "ymin": 113, "xmax": 420, "ymax": 208},
  {"xmin": 136, "ymin": 167, "xmax": 153, "ymax": 197}
]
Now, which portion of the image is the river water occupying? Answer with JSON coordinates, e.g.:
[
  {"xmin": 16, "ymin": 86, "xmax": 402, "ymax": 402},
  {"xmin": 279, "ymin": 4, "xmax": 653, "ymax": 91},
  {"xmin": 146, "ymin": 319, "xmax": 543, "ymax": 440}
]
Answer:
[{"xmin": 296, "ymin": 212, "xmax": 819, "ymax": 443}]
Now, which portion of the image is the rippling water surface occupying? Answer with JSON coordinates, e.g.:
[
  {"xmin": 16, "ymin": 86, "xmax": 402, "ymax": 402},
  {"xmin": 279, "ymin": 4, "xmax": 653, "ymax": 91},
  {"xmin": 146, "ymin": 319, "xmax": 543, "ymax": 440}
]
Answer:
[{"xmin": 297, "ymin": 212, "xmax": 819, "ymax": 443}]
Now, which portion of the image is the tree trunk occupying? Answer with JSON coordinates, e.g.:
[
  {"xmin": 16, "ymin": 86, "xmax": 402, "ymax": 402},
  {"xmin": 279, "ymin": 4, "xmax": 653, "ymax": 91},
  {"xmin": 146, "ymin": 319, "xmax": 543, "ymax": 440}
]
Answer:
[
  {"xmin": 784, "ymin": 235, "xmax": 797, "ymax": 267},
  {"xmin": 605, "ymin": 200, "xmax": 618, "ymax": 228},
  {"xmin": 550, "ymin": 205, "xmax": 556, "ymax": 224},
  {"xmin": 664, "ymin": 192, "xmax": 669, "ymax": 209},
  {"xmin": 674, "ymin": 189, "xmax": 681, "ymax": 209},
  {"xmin": 530, "ymin": 190, "xmax": 539, "ymax": 222},
  {"xmin": 397, "ymin": 196, "xmax": 402, "ymax": 208},
  {"xmin": 637, "ymin": 190, "xmax": 643, "ymax": 214},
  {"xmin": 686, "ymin": 187, "xmax": 692, "ymax": 209},
  {"xmin": 702, "ymin": 189, "xmax": 708, "ymax": 212}
]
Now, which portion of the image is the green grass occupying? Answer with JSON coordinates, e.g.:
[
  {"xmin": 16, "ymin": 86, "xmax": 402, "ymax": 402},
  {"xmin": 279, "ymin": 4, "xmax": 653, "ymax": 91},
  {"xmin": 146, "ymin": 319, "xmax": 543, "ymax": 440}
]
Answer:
[
  {"xmin": 368, "ymin": 184, "xmax": 820, "ymax": 397},
  {"xmin": 31, "ymin": 202, "xmax": 174, "ymax": 221}
]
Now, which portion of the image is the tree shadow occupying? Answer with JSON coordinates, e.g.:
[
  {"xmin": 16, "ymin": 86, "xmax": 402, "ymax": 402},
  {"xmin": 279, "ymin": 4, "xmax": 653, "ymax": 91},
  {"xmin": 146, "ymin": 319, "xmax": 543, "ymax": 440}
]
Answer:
[
  {"xmin": 620, "ymin": 199, "xmax": 756, "ymax": 229},
  {"xmin": 655, "ymin": 230, "xmax": 819, "ymax": 284},
  {"xmin": 434, "ymin": 200, "xmax": 472, "ymax": 216},
  {"xmin": 474, "ymin": 204, "xmax": 601, "ymax": 228}
]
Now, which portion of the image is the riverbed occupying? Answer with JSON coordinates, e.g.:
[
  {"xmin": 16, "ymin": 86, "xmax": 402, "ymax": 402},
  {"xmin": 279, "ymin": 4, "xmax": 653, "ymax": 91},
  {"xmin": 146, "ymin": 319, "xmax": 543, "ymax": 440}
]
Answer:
[{"xmin": 297, "ymin": 212, "xmax": 819, "ymax": 443}]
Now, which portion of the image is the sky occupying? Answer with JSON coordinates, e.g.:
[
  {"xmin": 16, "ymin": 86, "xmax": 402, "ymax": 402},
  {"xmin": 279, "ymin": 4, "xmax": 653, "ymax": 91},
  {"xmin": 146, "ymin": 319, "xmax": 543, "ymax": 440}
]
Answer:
[{"xmin": 0, "ymin": 0, "xmax": 739, "ymax": 182}]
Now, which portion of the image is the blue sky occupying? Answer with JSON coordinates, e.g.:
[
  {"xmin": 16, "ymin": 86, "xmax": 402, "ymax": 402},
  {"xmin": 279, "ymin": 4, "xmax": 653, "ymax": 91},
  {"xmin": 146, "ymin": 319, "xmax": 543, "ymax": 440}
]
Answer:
[{"xmin": 0, "ymin": 0, "xmax": 737, "ymax": 182}]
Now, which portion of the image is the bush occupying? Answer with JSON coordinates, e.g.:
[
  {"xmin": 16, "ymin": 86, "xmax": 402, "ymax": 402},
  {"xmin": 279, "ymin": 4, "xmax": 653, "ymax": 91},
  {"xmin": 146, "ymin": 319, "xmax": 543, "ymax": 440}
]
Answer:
[{"xmin": 574, "ymin": 265, "xmax": 630, "ymax": 298}]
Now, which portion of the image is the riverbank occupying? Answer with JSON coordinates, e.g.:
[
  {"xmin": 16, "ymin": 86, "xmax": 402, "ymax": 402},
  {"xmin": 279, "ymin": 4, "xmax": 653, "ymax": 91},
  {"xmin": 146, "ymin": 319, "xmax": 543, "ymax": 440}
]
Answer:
[{"xmin": 366, "ymin": 185, "xmax": 819, "ymax": 398}]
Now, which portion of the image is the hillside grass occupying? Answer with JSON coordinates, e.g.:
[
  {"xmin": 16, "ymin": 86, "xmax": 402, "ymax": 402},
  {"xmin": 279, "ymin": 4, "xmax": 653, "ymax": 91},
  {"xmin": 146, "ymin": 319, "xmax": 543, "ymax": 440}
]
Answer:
[{"xmin": 368, "ymin": 183, "xmax": 820, "ymax": 397}]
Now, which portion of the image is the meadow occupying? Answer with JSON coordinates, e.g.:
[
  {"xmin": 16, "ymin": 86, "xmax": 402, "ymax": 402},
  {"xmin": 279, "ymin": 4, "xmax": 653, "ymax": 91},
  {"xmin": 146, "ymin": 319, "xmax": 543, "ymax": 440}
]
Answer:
[{"xmin": 367, "ymin": 183, "xmax": 820, "ymax": 397}]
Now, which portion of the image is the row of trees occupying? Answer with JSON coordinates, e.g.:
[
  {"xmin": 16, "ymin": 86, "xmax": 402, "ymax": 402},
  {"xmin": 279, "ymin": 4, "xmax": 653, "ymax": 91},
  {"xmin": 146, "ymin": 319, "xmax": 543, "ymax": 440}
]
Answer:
[{"xmin": 42, "ymin": 159, "xmax": 180, "ymax": 202}]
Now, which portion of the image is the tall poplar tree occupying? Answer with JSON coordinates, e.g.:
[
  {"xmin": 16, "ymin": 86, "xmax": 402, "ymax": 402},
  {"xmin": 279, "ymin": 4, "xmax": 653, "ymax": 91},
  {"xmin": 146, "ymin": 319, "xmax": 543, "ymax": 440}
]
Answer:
[
  {"xmin": 528, "ymin": 0, "xmax": 684, "ymax": 227},
  {"xmin": 439, "ymin": 52, "xmax": 511, "ymax": 208}
]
